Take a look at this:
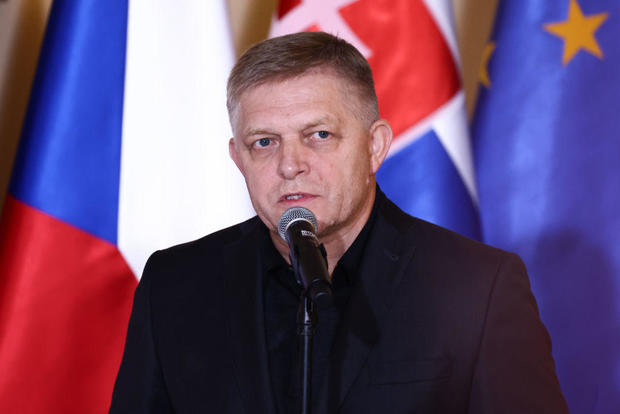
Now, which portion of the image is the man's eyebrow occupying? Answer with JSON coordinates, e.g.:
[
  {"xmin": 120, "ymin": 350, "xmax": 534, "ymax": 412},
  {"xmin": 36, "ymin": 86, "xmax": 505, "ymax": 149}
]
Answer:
[
  {"xmin": 244, "ymin": 128, "xmax": 278, "ymax": 137},
  {"xmin": 301, "ymin": 116, "xmax": 338, "ymax": 130},
  {"xmin": 302, "ymin": 121, "xmax": 329, "ymax": 130},
  {"xmin": 242, "ymin": 116, "xmax": 339, "ymax": 136}
]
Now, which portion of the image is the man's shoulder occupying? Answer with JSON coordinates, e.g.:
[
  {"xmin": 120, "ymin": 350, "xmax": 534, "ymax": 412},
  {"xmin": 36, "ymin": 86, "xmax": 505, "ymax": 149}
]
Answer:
[
  {"xmin": 379, "ymin": 196, "xmax": 530, "ymax": 316},
  {"xmin": 164, "ymin": 215, "xmax": 262, "ymax": 254},
  {"xmin": 141, "ymin": 215, "xmax": 263, "ymax": 278},
  {"xmin": 379, "ymin": 195, "xmax": 517, "ymax": 270}
]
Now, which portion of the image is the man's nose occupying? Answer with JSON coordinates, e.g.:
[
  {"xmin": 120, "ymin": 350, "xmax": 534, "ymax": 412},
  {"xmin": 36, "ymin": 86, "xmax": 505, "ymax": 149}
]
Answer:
[{"xmin": 277, "ymin": 140, "xmax": 309, "ymax": 180}]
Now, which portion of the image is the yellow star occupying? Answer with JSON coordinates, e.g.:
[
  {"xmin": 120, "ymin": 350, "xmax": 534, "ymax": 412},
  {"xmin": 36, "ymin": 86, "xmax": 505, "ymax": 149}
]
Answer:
[
  {"xmin": 479, "ymin": 42, "xmax": 496, "ymax": 88},
  {"xmin": 544, "ymin": 0, "xmax": 608, "ymax": 65}
]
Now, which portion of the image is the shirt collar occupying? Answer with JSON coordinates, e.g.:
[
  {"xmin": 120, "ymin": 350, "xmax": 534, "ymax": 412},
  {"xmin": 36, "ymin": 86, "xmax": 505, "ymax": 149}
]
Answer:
[
  {"xmin": 260, "ymin": 186, "xmax": 383, "ymax": 285},
  {"xmin": 331, "ymin": 188, "xmax": 381, "ymax": 286},
  {"xmin": 261, "ymin": 225, "xmax": 289, "ymax": 273}
]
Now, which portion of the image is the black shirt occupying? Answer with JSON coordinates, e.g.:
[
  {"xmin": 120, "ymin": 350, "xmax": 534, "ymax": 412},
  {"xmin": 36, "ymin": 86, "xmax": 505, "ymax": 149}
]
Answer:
[{"xmin": 261, "ymin": 197, "xmax": 379, "ymax": 414}]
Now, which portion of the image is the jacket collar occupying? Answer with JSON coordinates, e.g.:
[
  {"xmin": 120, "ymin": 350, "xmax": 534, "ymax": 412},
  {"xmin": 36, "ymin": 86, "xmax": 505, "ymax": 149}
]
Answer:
[
  {"xmin": 227, "ymin": 217, "xmax": 277, "ymax": 414},
  {"xmin": 319, "ymin": 190, "xmax": 419, "ymax": 411}
]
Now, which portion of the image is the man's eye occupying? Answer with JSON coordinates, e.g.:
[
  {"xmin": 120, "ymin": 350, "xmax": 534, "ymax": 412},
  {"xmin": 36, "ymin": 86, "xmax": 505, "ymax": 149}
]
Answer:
[
  {"xmin": 255, "ymin": 138, "xmax": 271, "ymax": 147},
  {"xmin": 313, "ymin": 130, "xmax": 330, "ymax": 139}
]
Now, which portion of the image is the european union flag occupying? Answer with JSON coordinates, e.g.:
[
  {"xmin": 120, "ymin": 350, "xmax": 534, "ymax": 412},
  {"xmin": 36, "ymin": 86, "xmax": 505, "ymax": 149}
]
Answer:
[{"xmin": 473, "ymin": 0, "xmax": 620, "ymax": 412}]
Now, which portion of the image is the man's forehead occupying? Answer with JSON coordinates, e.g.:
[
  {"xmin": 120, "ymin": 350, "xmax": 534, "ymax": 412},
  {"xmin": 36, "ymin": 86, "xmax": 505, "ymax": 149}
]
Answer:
[
  {"xmin": 236, "ymin": 72, "xmax": 350, "ymax": 114},
  {"xmin": 229, "ymin": 67, "xmax": 371, "ymax": 136}
]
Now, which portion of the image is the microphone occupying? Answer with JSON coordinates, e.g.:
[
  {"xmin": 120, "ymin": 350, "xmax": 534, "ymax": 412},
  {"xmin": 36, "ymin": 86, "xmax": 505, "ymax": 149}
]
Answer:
[{"xmin": 278, "ymin": 207, "xmax": 332, "ymax": 306}]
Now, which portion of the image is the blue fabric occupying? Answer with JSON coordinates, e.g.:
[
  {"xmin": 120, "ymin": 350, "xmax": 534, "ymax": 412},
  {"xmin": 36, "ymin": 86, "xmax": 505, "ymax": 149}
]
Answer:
[
  {"xmin": 473, "ymin": 1, "xmax": 620, "ymax": 412},
  {"xmin": 11, "ymin": 0, "xmax": 128, "ymax": 244},
  {"xmin": 377, "ymin": 130, "xmax": 480, "ymax": 241}
]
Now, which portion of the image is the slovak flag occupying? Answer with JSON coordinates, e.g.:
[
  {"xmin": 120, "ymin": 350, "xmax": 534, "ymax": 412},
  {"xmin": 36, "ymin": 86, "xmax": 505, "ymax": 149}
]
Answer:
[
  {"xmin": 0, "ymin": 0, "xmax": 251, "ymax": 413},
  {"xmin": 270, "ymin": 0, "xmax": 480, "ymax": 240}
]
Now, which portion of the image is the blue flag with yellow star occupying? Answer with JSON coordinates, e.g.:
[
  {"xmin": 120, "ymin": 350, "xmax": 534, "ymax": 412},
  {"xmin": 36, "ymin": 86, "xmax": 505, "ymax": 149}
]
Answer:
[{"xmin": 473, "ymin": 0, "xmax": 620, "ymax": 412}]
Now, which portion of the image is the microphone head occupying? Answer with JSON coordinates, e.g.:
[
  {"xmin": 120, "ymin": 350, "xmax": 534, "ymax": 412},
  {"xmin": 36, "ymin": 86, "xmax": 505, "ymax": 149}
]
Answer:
[{"xmin": 277, "ymin": 207, "xmax": 318, "ymax": 241}]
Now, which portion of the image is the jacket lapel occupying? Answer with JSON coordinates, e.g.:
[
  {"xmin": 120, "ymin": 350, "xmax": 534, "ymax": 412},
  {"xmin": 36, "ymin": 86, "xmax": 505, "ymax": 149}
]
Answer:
[
  {"xmin": 321, "ymin": 197, "xmax": 418, "ymax": 411},
  {"xmin": 227, "ymin": 219, "xmax": 276, "ymax": 414}
]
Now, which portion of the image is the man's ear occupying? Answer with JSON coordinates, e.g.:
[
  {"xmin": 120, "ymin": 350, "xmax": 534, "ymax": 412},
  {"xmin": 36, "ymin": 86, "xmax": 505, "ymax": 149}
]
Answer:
[
  {"xmin": 369, "ymin": 119, "xmax": 393, "ymax": 173},
  {"xmin": 229, "ymin": 137, "xmax": 244, "ymax": 173}
]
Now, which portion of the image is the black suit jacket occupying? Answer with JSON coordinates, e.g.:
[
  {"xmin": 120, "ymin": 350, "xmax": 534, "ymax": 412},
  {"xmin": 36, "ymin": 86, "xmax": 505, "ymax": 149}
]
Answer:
[{"xmin": 109, "ymin": 193, "xmax": 568, "ymax": 413}]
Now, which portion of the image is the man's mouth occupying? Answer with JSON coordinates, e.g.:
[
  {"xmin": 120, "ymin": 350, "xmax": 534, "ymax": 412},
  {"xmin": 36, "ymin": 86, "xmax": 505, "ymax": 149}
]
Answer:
[
  {"xmin": 280, "ymin": 193, "xmax": 314, "ymax": 202},
  {"xmin": 285, "ymin": 194, "xmax": 303, "ymax": 201}
]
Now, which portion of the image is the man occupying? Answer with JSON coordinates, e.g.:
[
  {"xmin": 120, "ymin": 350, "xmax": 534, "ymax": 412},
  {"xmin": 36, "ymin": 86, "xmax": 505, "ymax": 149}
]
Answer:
[{"xmin": 109, "ymin": 32, "xmax": 568, "ymax": 413}]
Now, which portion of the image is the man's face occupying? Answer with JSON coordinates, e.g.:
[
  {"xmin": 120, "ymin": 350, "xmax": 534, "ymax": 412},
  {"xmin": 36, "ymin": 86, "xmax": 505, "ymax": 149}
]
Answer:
[{"xmin": 229, "ymin": 70, "xmax": 391, "ymax": 245}]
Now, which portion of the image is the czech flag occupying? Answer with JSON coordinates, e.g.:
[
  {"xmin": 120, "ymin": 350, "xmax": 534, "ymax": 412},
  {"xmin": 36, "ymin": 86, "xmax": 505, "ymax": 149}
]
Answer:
[{"xmin": 0, "ymin": 1, "xmax": 251, "ymax": 412}]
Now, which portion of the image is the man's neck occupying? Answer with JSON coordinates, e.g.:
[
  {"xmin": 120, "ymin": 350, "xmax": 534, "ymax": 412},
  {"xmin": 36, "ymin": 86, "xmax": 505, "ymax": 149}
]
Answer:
[{"xmin": 270, "ymin": 187, "xmax": 377, "ymax": 277}]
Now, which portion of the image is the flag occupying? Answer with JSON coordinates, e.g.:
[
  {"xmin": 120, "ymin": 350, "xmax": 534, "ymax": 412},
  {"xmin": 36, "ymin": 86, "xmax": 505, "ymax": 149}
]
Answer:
[
  {"xmin": 0, "ymin": 0, "xmax": 251, "ymax": 412},
  {"xmin": 270, "ymin": 0, "xmax": 480, "ymax": 240},
  {"xmin": 473, "ymin": 0, "xmax": 620, "ymax": 412}
]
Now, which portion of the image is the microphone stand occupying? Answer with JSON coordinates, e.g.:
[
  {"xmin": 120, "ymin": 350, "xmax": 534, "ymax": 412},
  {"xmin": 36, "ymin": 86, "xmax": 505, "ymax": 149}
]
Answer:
[
  {"xmin": 297, "ymin": 292, "xmax": 317, "ymax": 414},
  {"xmin": 284, "ymin": 220, "xmax": 329, "ymax": 414}
]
